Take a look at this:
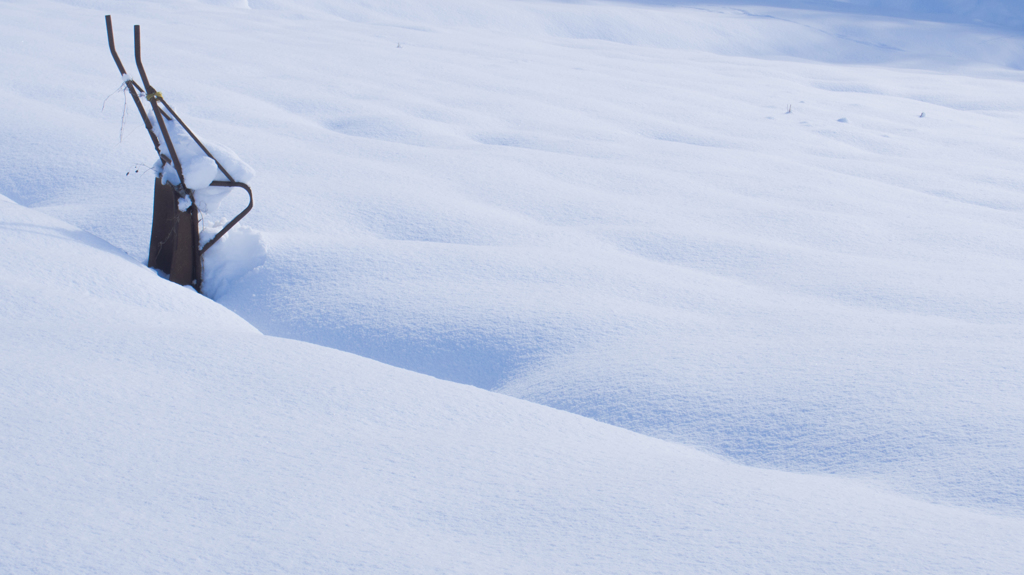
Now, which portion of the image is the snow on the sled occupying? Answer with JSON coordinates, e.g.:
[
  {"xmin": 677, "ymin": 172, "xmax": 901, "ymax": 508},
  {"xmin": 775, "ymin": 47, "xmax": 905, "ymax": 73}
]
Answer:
[
  {"xmin": 149, "ymin": 109, "xmax": 255, "ymax": 212},
  {"xmin": 3, "ymin": 192, "xmax": 1024, "ymax": 573},
  {"xmin": 1, "ymin": 0, "xmax": 1024, "ymax": 569}
]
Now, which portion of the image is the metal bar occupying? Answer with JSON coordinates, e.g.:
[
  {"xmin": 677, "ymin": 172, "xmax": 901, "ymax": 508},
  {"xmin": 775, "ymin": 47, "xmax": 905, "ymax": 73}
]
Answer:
[
  {"xmin": 105, "ymin": 15, "xmax": 129, "ymax": 76},
  {"xmin": 198, "ymin": 181, "xmax": 253, "ymax": 255},
  {"xmin": 133, "ymin": 24, "xmax": 154, "ymax": 93},
  {"xmin": 105, "ymin": 15, "xmax": 163, "ymax": 154},
  {"xmin": 134, "ymin": 25, "xmax": 186, "ymax": 190},
  {"xmin": 148, "ymin": 177, "xmax": 178, "ymax": 273},
  {"xmin": 189, "ymin": 204, "xmax": 203, "ymax": 292},
  {"xmin": 167, "ymin": 206, "xmax": 195, "ymax": 285}
]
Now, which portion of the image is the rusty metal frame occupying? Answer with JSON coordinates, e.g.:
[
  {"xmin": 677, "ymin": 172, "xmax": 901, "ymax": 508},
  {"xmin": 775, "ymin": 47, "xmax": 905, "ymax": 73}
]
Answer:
[{"xmin": 105, "ymin": 15, "xmax": 254, "ymax": 293}]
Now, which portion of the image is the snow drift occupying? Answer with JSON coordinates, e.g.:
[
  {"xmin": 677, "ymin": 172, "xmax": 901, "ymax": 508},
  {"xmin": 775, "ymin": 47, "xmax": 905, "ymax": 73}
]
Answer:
[
  {"xmin": 1, "ymin": 0, "xmax": 1023, "ymax": 571},
  {"xmin": 3, "ymin": 192, "xmax": 1024, "ymax": 572}
]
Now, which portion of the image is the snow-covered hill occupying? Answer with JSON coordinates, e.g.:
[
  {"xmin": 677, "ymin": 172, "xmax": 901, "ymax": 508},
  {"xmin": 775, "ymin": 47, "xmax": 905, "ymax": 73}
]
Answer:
[{"xmin": 2, "ymin": 0, "xmax": 1023, "ymax": 571}]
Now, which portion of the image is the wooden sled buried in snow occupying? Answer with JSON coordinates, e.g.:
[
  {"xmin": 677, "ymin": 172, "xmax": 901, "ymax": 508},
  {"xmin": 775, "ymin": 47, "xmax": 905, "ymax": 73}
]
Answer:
[{"xmin": 104, "ymin": 15, "xmax": 253, "ymax": 293}]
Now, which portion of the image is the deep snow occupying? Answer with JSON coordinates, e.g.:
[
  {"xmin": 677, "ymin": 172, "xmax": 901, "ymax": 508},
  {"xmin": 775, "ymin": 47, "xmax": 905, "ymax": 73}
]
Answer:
[
  {"xmin": 3, "ymin": 192, "xmax": 1024, "ymax": 572},
  {"xmin": 2, "ymin": 0, "xmax": 1024, "ymax": 571}
]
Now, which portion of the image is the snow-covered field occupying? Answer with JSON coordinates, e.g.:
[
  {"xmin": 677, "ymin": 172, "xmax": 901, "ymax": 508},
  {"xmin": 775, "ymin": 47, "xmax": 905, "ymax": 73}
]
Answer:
[{"xmin": 2, "ymin": 0, "xmax": 1024, "ymax": 572}]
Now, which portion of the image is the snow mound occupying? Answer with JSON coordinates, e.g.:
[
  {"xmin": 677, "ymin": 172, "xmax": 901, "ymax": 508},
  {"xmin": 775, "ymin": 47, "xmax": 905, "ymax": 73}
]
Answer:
[
  {"xmin": 150, "ymin": 110, "xmax": 255, "ymax": 213},
  {"xmin": 200, "ymin": 223, "xmax": 267, "ymax": 299}
]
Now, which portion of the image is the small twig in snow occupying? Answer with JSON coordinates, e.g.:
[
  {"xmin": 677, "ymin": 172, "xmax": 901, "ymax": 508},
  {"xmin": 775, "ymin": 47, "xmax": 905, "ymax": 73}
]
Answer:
[{"xmin": 101, "ymin": 83, "xmax": 132, "ymax": 142}]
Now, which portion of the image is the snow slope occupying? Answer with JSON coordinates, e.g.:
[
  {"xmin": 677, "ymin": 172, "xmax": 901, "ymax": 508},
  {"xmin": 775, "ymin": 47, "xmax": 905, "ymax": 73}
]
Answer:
[
  {"xmin": 1, "ymin": 0, "xmax": 1022, "ymax": 558},
  {"xmin": 3, "ymin": 193, "xmax": 1024, "ymax": 572}
]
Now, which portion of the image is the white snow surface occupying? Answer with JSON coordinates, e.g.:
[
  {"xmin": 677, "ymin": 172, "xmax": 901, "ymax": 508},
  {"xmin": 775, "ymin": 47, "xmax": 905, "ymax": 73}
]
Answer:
[
  {"xmin": 199, "ymin": 223, "xmax": 267, "ymax": 299},
  {"xmin": 2, "ymin": 0, "xmax": 1024, "ymax": 570},
  {"xmin": 665, "ymin": 1, "xmax": 1024, "ymax": 30},
  {"xmin": 2, "ymin": 192, "xmax": 1023, "ymax": 572}
]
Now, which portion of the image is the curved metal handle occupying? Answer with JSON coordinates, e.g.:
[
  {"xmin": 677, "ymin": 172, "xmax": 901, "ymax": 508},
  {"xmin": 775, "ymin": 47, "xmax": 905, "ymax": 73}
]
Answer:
[
  {"xmin": 198, "ymin": 181, "xmax": 254, "ymax": 255},
  {"xmin": 105, "ymin": 16, "xmax": 163, "ymax": 154}
]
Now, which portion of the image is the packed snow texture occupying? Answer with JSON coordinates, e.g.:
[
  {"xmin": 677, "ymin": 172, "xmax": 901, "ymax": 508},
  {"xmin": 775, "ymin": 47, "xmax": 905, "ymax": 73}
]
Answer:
[{"xmin": 2, "ymin": 0, "xmax": 1024, "ymax": 571}]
